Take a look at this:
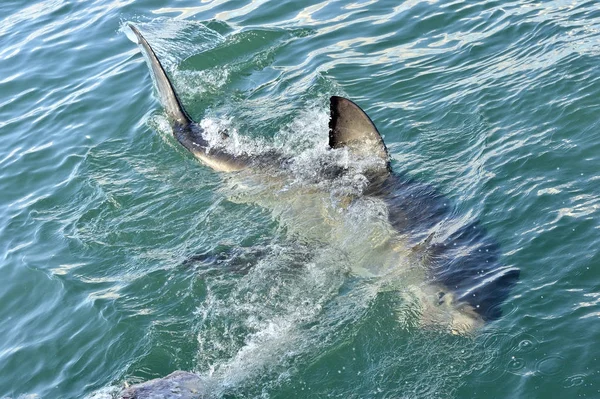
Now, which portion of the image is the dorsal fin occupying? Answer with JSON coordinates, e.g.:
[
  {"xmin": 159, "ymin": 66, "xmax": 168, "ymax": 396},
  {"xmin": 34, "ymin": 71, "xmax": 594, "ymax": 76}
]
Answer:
[
  {"xmin": 128, "ymin": 24, "xmax": 193, "ymax": 126},
  {"xmin": 329, "ymin": 96, "xmax": 391, "ymax": 173}
]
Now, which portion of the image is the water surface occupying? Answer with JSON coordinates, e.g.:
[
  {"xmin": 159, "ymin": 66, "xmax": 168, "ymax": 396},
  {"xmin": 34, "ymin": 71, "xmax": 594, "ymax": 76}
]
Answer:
[{"xmin": 1, "ymin": 0, "xmax": 600, "ymax": 398}]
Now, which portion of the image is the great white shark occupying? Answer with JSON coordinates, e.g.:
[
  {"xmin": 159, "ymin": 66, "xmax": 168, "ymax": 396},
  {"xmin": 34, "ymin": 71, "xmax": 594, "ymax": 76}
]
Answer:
[{"xmin": 120, "ymin": 24, "xmax": 519, "ymax": 398}]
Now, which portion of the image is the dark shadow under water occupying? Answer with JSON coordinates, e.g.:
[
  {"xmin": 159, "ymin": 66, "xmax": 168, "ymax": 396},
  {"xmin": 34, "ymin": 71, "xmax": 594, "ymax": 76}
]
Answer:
[{"xmin": 367, "ymin": 172, "xmax": 520, "ymax": 321}]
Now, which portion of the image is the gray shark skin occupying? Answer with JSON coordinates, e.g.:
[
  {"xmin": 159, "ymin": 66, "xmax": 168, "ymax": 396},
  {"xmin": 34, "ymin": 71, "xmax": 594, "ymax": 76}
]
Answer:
[
  {"xmin": 122, "ymin": 24, "xmax": 519, "ymax": 398},
  {"xmin": 120, "ymin": 371, "xmax": 205, "ymax": 399}
]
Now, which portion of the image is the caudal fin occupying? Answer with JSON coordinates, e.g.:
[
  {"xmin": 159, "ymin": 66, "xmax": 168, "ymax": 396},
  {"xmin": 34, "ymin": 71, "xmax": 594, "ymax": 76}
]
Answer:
[{"xmin": 128, "ymin": 24, "xmax": 193, "ymax": 126}]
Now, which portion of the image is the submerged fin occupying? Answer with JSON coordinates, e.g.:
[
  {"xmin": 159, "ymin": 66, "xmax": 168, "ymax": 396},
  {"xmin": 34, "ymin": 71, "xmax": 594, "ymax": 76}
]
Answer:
[
  {"xmin": 128, "ymin": 24, "xmax": 192, "ymax": 126},
  {"xmin": 329, "ymin": 96, "xmax": 391, "ymax": 173}
]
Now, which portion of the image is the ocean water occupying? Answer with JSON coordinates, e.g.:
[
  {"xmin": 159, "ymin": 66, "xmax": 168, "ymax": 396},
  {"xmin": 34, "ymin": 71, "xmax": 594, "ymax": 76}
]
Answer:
[{"xmin": 1, "ymin": 0, "xmax": 600, "ymax": 398}]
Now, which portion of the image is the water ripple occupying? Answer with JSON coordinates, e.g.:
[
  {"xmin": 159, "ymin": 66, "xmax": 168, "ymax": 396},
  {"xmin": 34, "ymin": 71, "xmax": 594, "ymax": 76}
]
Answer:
[{"xmin": 2, "ymin": 0, "xmax": 600, "ymax": 398}]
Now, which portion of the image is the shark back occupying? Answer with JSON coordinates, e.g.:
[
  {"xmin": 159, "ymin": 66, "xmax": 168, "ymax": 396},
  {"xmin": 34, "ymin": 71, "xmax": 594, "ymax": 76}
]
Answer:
[
  {"xmin": 328, "ymin": 97, "xmax": 519, "ymax": 322},
  {"xmin": 368, "ymin": 174, "xmax": 519, "ymax": 321}
]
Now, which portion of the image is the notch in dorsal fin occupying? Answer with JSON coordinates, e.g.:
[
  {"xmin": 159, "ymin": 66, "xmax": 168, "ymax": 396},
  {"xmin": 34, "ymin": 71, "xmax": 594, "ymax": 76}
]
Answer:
[{"xmin": 329, "ymin": 96, "xmax": 391, "ymax": 174}]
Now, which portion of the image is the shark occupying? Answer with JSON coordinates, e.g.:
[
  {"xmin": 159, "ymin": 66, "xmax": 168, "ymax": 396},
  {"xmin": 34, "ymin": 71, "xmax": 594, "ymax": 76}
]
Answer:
[{"xmin": 120, "ymin": 24, "xmax": 520, "ymax": 398}]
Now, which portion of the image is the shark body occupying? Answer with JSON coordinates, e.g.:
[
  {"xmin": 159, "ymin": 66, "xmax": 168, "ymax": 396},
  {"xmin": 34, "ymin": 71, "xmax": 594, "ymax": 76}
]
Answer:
[{"xmin": 121, "ymin": 24, "xmax": 519, "ymax": 398}]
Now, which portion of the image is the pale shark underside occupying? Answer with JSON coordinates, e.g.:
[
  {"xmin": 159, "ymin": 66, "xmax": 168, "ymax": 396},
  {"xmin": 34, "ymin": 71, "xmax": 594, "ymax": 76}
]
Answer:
[{"xmin": 121, "ymin": 24, "xmax": 519, "ymax": 399}]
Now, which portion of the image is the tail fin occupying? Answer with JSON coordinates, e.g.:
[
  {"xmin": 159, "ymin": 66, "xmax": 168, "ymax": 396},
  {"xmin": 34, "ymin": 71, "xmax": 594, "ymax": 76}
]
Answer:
[{"xmin": 128, "ymin": 24, "xmax": 193, "ymax": 126}]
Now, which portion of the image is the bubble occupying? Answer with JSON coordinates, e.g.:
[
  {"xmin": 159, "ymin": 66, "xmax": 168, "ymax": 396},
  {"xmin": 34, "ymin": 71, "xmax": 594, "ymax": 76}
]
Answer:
[
  {"xmin": 507, "ymin": 357, "xmax": 526, "ymax": 374},
  {"xmin": 510, "ymin": 333, "xmax": 538, "ymax": 354},
  {"xmin": 517, "ymin": 340, "xmax": 534, "ymax": 352},
  {"xmin": 563, "ymin": 374, "xmax": 585, "ymax": 388}
]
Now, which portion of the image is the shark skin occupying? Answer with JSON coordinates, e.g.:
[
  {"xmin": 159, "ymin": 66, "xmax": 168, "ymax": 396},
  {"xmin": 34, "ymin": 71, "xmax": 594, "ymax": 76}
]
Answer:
[
  {"xmin": 120, "ymin": 371, "xmax": 205, "ymax": 399},
  {"xmin": 121, "ymin": 23, "xmax": 520, "ymax": 398}
]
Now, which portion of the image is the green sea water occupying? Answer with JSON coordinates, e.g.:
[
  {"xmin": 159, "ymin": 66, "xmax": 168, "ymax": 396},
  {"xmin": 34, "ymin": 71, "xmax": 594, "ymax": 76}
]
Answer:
[{"xmin": 1, "ymin": 0, "xmax": 600, "ymax": 398}]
